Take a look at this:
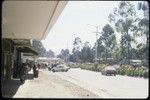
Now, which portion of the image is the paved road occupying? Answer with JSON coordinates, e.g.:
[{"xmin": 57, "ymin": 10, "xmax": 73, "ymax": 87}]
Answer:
[
  {"xmin": 51, "ymin": 68, "xmax": 148, "ymax": 99},
  {"xmin": 14, "ymin": 68, "xmax": 148, "ymax": 98}
]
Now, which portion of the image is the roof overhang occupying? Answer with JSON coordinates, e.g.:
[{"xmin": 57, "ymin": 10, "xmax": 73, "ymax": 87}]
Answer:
[
  {"xmin": 11, "ymin": 39, "xmax": 38, "ymax": 56},
  {"xmin": 12, "ymin": 39, "xmax": 32, "ymax": 47},
  {"xmin": 2, "ymin": 0, "xmax": 67, "ymax": 40},
  {"xmin": 17, "ymin": 46, "xmax": 38, "ymax": 56}
]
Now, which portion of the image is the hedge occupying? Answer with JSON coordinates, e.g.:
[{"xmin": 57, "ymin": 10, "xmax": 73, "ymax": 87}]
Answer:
[{"xmin": 67, "ymin": 62, "xmax": 148, "ymax": 78}]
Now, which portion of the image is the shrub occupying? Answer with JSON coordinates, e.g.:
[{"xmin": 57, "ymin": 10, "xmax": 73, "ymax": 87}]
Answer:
[
  {"xmin": 92, "ymin": 63, "xmax": 98, "ymax": 71},
  {"xmin": 126, "ymin": 66, "xmax": 135, "ymax": 76},
  {"xmin": 143, "ymin": 70, "xmax": 149, "ymax": 78},
  {"xmin": 139, "ymin": 69, "xmax": 144, "ymax": 77},
  {"xmin": 134, "ymin": 68, "xmax": 139, "ymax": 77},
  {"xmin": 119, "ymin": 68, "xmax": 126, "ymax": 75}
]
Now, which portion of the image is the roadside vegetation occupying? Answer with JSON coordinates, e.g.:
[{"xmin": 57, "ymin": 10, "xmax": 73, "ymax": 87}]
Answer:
[{"xmin": 67, "ymin": 63, "xmax": 148, "ymax": 78}]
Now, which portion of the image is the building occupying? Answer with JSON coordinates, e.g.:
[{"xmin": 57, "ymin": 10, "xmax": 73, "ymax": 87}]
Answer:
[{"xmin": 1, "ymin": 0, "xmax": 67, "ymax": 82}]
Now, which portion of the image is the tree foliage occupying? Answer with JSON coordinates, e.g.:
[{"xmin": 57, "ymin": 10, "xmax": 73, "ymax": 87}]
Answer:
[
  {"xmin": 32, "ymin": 40, "xmax": 55, "ymax": 57},
  {"xmin": 57, "ymin": 49, "xmax": 70, "ymax": 62},
  {"xmin": 97, "ymin": 24, "xmax": 117, "ymax": 62},
  {"xmin": 32, "ymin": 40, "xmax": 47, "ymax": 57},
  {"xmin": 46, "ymin": 49, "xmax": 55, "ymax": 58},
  {"xmin": 108, "ymin": 1, "xmax": 137, "ymax": 62},
  {"xmin": 81, "ymin": 42, "xmax": 94, "ymax": 62}
]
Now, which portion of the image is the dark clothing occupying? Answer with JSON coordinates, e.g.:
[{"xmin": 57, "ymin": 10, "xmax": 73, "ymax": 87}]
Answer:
[
  {"xmin": 19, "ymin": 63, "xmax": 28, "ymax": 84},
  {"xmin": 38, "ymin": 64, "xmax": 40, "ymax": 69},
  {"xmin": 33, "ymin": 64, "xmax": 38, "ymax": 77},
  {"xmin": 33, "ymin": 65, "xmax": 36, "ymax": 72}
]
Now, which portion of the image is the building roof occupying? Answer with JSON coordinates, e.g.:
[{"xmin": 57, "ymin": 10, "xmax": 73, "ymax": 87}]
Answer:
[
  {"xmin": 2, "ymin": 0, "xmax": 67, "ymax": 40},
  {"xmin": 17, "ymin": 46, "xmax": 38, "ymax": 55}
]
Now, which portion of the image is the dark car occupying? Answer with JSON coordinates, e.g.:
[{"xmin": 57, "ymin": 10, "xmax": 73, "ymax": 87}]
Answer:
[{"xmin": 101, "ymin": 66, "xmax": 117, "ymax": 76}]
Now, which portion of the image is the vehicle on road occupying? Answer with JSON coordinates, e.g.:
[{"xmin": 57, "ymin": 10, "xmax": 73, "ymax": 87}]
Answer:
[
  {"xmin": 52, "ymin": 64, "xmax": 70, "ymax": 72},
  {"xmin": 130, "ymin": 60, "xmax": 142, "ymax": 67},
  {"xmin": 101, "ymin": 66, "xmax": 117, "ymax": 76}
]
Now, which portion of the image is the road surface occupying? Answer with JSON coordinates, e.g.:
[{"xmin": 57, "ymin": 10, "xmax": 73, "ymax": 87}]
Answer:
[{"xmin": 13, "ymin": 68, "xmax": 148, "ymax": 98}]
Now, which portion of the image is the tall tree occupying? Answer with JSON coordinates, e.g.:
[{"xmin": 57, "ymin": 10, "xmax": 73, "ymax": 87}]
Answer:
[
  {"xmin": 95, "ymin": 37, "xmax": 105, "ymax": 60},
  {"xmin": 46, "ymin": 49, "xmax": 55, "ymax": 58},
  {"xmin": 100, "ymin": 24, "xmax": 117, "ymax": 62},
  {"xmin": 108, "ymin": 1, "xmax": 137, "ymax": 63},
  {"xmin": 81, "ymin": 42, "xmax": 94, "ymax": 62},
  {"xmin": 72, "ymin": 37, "xmax": 82, "ymax": 62},
  {"xmin": 57, "ymin": 49, "xmax": 70, "ymax": 62},
  {"xmin": 32, "ymin": 40, "xmax": 47, "ymax": 57},
  {"xmin": 136, "ymin": 1, "xmax": 149, "ymax": 61},
  {"xmin": 73, "ymin": 37, "xmax": 82, "ymax": 52}
]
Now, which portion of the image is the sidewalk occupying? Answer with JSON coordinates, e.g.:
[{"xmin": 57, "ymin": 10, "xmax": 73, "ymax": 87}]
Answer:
[
  {"xmin": 13, "ymin": 69, "xmax": 35, "ymax": 98},
  {"xmin": 2, "ymin": 69, "xmax": 35, "ymax": 98},
  {"xmin": 13, "ymin": 69, "xmax": 98, "ymax": 98}
]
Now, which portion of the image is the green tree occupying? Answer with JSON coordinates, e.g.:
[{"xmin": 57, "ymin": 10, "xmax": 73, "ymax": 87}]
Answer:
[
  {"xmin": 73, "ymin": 37, "xmax": 82, "ymax": 52},
  {"xmin": 100, "ymin": 24, "xmax": 117, "ymax": 63},
  {"xmin": 32, "ymin": 40, "xmax": 47, "ymax": 57},
  {"xmin": 108, "ymin": 1, "xmax": 137, "ymax": 63},
  {"xmin": 136, "ymin": 1, "xmax": 149, "ymax": 61},
  {"xmin": 46, "ymin": 49, "xmax": 55, "ymax": 58},
  {"xmin": 96, "ymin": 36, "xmax": 105, "ymax": 61},
  {"xmin": 72, "ymin": 37, "xmax": 82, "ymax": 62},
  {"xmin": 57, "ymin": 49, "xmax": 70, "ymax": 62},
  {"xmin": 81, "ymin": 42, "xmax": 94, "ymax": 62}
]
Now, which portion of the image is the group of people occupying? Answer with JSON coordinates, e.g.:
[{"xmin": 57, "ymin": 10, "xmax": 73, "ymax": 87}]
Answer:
[{"xmin": 19, "ymin": 59, "xmax": 38, "ymax": 85}]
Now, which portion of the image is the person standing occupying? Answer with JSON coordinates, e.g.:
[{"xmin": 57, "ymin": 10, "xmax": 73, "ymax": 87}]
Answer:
[
  {"xmin": 33, "ymin": 63, "xmax": 37, "ymax": 77},
  {"xmin": 19, "ymin": 63, "xmax": 28, "ymax": 85}
]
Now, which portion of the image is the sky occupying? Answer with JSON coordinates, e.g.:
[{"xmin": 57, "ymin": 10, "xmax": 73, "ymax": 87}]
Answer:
[{"xmin": 41, "ymin": 1, "xmax": 142, "ymax": 55}]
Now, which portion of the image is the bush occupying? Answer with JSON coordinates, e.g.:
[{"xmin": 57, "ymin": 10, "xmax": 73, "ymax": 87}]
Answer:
[
  {"xmin": 92, "ymin": 63, "xmax": 98, "ymax": 71},
  {"xmin": 143, "ymin": 70, "xmax": 149, "ymax": 78},
  {"xmin": 67, "ymin": 62, "xmax": 149, "ymax": 78},
  {"xmin": 139, "ymin": 69, "xmax": 144, "ymax": 77},
  {"xmin": 134, "ymin": 68, "xmax": 139, "ymax": 77},
  {"xmin": 118, "ymin": 67, "xmax": 126, "ymax": 75},
  {"xmin": 126, "ymin": 67, "xmax": 135, "ymax": 76}
]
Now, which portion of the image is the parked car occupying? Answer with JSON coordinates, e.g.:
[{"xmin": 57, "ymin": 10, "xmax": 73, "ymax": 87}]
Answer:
[
  {"xmin": 130, "ymin": 60, "xmax": 142, "ymax": 67},
  {"xmin": 52, "ymin": 64, "xmax": 70, "ymax": 72},
  {"xmin": 101, "ymin": 66, "xmax": 117, "ymax": 76}
]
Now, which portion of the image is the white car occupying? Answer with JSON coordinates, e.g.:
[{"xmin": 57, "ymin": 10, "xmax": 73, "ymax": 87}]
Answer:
[{"xmin": 52, "ymin": 64, "xmax": 70, "ymax": 72}]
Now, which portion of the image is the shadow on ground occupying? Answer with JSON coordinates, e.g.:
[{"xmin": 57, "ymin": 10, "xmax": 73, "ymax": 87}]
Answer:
[
  {"xmin": 1, "ymin": 73, "xmax": 34, "ymax": 98},
  {"xmin": 1, "ymin": 79, "xmax": 21, "ymax": 98}
]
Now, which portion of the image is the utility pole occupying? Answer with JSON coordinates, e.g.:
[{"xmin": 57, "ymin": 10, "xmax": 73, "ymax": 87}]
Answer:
[
  {"xmin": 95, "ymin": 26, "xmax": 98, "ymax": 62},
  {"xmin": 66, "ymin": 43, "xmax": 68, "ymax": 62},
  {"xmin": 87, "ymin": 24, "xmax": 100, "ymax": 62}
]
